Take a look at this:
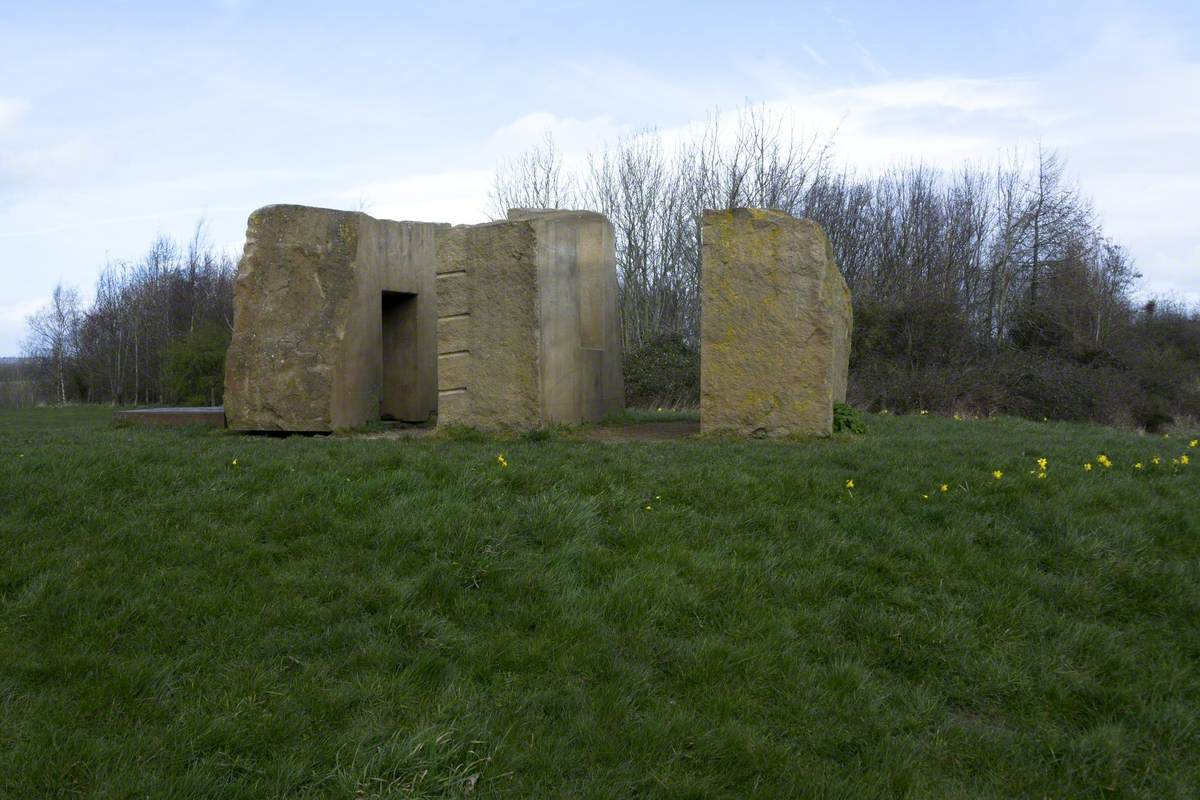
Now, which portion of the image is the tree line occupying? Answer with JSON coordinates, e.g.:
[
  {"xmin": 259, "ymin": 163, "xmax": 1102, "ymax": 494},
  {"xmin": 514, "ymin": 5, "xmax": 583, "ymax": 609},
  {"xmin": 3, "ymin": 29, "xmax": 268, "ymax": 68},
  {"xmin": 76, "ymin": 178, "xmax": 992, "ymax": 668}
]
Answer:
[
  {"xmin": 491, "ymin": 108, "xmax": 1200, "ymax": 428},
  {"xmin": 18, "ymin": 224, "xmax": 236, "ymax": 407}
]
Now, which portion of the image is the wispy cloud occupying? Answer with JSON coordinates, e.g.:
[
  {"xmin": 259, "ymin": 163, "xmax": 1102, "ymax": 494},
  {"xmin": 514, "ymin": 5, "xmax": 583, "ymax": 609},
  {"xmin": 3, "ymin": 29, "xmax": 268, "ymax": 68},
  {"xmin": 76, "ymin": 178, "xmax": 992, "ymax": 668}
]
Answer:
[
  {"xmin": 1, "ymin": 138, "xmax": 104, "ymax": 185},
  {"xmin": 0, "ymin": 297, "xmax": 42, "ymax": 324},
  {"xmin": 337, "ymin": 171, "xmax": 494, "ymax": 225},
  {"xmin": 0, "ymin": 97, "xmax": 29, "ymax": 131}
]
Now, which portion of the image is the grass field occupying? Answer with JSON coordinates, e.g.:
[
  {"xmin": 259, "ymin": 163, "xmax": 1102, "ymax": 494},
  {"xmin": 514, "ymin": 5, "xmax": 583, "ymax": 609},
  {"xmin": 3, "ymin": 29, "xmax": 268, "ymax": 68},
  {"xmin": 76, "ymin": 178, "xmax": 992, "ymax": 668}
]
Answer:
[{"xmin": 1, "ymin": 407, "xmax": 1198, "ymax": 798}]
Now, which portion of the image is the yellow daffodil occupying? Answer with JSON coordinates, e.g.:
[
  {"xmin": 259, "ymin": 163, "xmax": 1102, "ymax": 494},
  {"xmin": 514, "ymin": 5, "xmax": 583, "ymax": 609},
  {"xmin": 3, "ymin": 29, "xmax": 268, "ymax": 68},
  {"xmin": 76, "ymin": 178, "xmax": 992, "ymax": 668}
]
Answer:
[
  {"xmin": 1152, "ymin": 456, "xmax": 1161, "ymax": 465},
  {"xmin": 993, "ymin": 470, "xmax": 1003, "ymax": 480},
  {"xmin": 846, "ymin": 479, "xmax": 855, "ymax": 490},
  {"xmin": 939, "ymin": 484, "xmax": 949, "ymax": 493},
  {"xmin": 1097, "ymin": 454, "xmax": 1112, "ymax": 468},
  {"xmin": 231, "ymin": 458, "xmax": 239, "ymax": 466},
  {"xmin": 1134, "ymin": 462, "xmax": 1144, "ymax": 470},
  {"xmin": 1038, "ymin": 472, "xmax": 1047, "ymax": 479},
  {"xmin": 1182, "ymin": 455, "xmax": 1190, "ymax": 466},
  {"xmin": 1036, "ymin": 457, "xmax": 1048, "ymax": 471},
  {"xmin": 1083, "ymin": 463, "xmax": 1093, "ymax": 471},
  {"xmin": 921, "ymin": 494, "xmax": 929, "ymax": 500},
  {"xmin": 496, "ymin": 454, "xmax": 508, "ymax": 468},
  {"xmin": 645, "ymin": 505, "xmax": 652, "ymax": 511},
  {"xmin": 1189, "ymin": 439, "xmax": 1197, "ymax": 448}
]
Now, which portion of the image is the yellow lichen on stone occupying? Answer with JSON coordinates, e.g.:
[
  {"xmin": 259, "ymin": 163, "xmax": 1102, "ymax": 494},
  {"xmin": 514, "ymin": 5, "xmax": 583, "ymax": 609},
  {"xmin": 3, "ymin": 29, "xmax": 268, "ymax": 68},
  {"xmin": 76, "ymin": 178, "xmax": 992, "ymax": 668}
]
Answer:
[{"xmin": 700, "ymin": 208, "xmax": 852, "ymax": 437}]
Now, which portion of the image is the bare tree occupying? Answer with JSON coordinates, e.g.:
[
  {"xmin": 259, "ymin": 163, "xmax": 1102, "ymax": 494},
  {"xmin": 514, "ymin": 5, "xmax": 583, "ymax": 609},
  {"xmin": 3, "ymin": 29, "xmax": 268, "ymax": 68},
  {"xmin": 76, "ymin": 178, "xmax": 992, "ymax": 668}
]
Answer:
[
  {"xmin": 488, "ymin": 106, "xmax": 1194, "ymax": 420},
  {"xmin": 22, "ymin": 284, "xmax": 81, "ymax": 405},
  {"xmin": 19, "ymin": 223, "xmax": 237, "ymax": 406},
  {"xmin": 488, "ymin": 132, "xmax": 576, "ymax": 217}
]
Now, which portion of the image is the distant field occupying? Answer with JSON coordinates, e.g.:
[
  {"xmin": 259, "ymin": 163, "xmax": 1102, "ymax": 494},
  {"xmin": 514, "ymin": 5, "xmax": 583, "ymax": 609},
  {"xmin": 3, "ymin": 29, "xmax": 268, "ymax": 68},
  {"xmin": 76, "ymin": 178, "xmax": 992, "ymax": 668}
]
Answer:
[{"xmin": 1, "ymin": 406, "xmax": 1198, "ymax": 798}]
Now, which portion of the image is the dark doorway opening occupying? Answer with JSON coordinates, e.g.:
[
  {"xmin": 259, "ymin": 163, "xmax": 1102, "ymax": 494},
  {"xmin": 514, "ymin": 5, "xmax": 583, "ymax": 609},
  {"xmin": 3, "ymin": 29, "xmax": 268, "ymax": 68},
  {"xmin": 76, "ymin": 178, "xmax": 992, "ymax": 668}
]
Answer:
[{"xmin": 381, "ymin": 291, "xmax": 421, "ymax": 421}]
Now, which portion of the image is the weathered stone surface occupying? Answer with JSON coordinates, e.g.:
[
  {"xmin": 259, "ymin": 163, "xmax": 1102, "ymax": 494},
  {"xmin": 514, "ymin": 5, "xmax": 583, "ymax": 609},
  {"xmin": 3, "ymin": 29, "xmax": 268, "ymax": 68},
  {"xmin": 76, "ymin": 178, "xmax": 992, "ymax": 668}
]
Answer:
[
  {"xmin": 432, "ymin": 211, "xmax": 624, "ymax": 430},
  {"xmin": 225, "ymin": 204, "xmax": 624, "ymax": 433},
  {"xmin": 433, "ymin": 222, "xmax": 542, "ymax": 429},
  {"xmin": 224, "ymin": 205, "xmax": 444, "ymax": 431},
  {"xmin": 700, "ymin": 208, "xmax": 852, "ymax": 437}
]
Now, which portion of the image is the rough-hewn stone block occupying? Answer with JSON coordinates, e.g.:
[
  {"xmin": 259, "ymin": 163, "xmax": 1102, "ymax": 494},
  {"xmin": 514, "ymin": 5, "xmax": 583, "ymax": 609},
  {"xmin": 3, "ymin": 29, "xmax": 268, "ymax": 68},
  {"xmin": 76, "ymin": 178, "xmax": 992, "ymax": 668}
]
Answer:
[
  {"xmin": 224, "ymin": 205, "xmax": 443, "ymax": 431},
  {"xmin": 436, "ymin": 315, "xmax": 471, "ymax": 354},
  {"xmin": 433, "ymin": 223, "xmax": 542, "ymax": 429},
  {"xmin": 435, "ymin": 273, "xmax": 470, "ymax": 317},
  {"xmin": 700, "ymin": 208, "xmax": 852, "ymax": 437}
]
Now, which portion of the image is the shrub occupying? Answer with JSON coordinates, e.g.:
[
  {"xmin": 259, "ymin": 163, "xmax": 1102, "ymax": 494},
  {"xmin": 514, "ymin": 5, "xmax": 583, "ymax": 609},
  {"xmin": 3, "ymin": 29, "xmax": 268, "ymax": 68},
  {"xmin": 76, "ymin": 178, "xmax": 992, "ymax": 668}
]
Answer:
[
  {"xmin": 162, "ymin": 323, "xmax": 231, "ymax": 406},
  {"xmin": 833, "ymin": 402, "xmax": 866, "ymax": 434},
  {"xmin": 623, "ymin": 335, "xmax": 699, "ymax": 409}
]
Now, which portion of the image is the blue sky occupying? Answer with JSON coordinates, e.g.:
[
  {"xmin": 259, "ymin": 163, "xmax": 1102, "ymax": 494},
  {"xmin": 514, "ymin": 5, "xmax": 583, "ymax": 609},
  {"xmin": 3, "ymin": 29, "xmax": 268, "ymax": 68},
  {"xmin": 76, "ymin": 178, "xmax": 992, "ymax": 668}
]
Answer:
[{"xmin": 2, "ymin": 0, "xmax": 1198, "ymax": 354}]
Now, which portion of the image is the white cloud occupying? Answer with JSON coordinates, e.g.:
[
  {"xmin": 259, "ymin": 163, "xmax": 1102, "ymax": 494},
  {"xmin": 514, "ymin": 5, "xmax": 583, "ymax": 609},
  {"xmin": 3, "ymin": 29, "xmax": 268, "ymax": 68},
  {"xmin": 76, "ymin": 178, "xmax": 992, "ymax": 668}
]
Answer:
[
  {"xmin": 1, "ymin": 137, "xmax": 104, "ymax": 183},
  {"xmin": 800, "ymin": 44, "xmax": 828, "ymax": 69},
  {"xmin": 338, "ymin": 170, "xmax": 494, "ymax": 225},
  {"xmin": 0, "ymin": 298, "xmax": 44, "ymax": 358},
  {"xmin": 0, "ymin": 97, "xmax": 29, "ymax": 131},
  {"xmin": 639, "ymin": 76, "xmax": 1036, "ymax": 176},
  {"xmin": 336, "ymin": 113, "xmax": 627, "ymax": 225},
  {"xmin": 0, "ymin": 297, "xmax": 43, "ymax": 324},
  {"xmin": 487, "ymin": 111, "xmax": 629, "ymax": 170}
]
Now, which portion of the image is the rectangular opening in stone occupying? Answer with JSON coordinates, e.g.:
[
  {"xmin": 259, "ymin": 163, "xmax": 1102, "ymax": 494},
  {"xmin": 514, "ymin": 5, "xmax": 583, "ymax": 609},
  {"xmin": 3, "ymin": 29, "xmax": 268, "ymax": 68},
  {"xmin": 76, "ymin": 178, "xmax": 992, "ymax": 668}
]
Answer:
[{"xmin": 381, "ymin": 291, "xmax": 422, "ymax": 421}]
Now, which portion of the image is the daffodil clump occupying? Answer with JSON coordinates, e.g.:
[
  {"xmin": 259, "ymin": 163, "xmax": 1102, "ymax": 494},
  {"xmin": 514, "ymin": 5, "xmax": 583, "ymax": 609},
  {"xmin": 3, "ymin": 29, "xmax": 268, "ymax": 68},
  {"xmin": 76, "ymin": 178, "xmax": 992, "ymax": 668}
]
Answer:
[{"xmin": 875, "ymin": 436, "xmax": 1198, "ymax": 503}]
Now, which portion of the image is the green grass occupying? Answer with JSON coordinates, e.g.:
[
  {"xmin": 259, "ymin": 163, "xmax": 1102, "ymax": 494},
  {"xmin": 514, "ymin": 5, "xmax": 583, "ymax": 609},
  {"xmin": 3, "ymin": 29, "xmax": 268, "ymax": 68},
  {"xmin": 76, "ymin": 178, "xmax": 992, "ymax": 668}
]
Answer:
[
  {"xmin": 1, "ymin": 407, "xmax": 1198, "ymax": 798},
  {"xmin": 603, "ymin": 407, "xmax": 700, "ymax": 424}
]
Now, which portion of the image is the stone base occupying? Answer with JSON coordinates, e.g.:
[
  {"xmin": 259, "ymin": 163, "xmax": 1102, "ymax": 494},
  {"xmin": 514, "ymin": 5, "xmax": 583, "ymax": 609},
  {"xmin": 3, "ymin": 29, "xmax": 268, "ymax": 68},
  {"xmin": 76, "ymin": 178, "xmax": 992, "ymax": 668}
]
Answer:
[{"xmin": 113, "ymin": 407, "xmax": 226, "ymax": 428}]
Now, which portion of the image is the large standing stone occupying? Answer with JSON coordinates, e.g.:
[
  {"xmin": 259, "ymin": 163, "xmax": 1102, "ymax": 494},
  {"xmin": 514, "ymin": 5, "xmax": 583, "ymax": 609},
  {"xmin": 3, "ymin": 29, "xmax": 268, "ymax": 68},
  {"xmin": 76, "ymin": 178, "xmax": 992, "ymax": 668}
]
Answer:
[
  {"xmin": 434, "ymin": 209, "xmax": 624, "ymax": 429},
  {"xmin": 700, "ymin": 208, "xmax": 851, "ymax": 437}
]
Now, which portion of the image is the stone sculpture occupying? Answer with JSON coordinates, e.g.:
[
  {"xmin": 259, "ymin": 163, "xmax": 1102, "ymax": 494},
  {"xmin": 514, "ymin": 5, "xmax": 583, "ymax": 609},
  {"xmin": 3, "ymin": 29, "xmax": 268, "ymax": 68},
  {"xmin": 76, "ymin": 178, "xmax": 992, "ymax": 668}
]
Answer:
[
  {"xmin": 700, "ymin": 208, "xmax": 851, "ymax": 437},
  {"xmin": 224, "ymin": 205, "xmax": 623, "ymax": 432}
]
